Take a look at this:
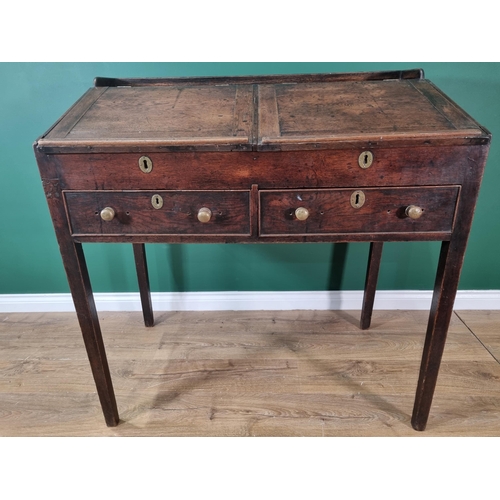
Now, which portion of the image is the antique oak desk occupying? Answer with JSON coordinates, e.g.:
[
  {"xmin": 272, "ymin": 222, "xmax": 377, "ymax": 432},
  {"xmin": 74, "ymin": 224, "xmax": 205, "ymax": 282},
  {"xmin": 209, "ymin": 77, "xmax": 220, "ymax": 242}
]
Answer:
[{"xmin": 34, "ymin": 70, "xmax": 491, "ymax": 431}]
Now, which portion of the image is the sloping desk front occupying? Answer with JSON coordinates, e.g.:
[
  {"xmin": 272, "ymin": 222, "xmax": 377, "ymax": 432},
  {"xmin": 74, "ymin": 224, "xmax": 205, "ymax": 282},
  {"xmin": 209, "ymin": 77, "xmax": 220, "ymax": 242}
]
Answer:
[{"xmin": 34, "ymin": 70, "xmax": 491, "ymax": 431}]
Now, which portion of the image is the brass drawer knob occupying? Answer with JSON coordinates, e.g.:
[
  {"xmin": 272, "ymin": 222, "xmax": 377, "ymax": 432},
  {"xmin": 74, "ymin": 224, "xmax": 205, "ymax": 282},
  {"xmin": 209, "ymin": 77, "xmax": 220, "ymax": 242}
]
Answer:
[
  {"xmin": 405, "ymin": 205, "xmax": 423, "ymax": 219},
  {"xmin": 100, "ymin": 207, "xmax": 115, "ymax": 221},
  {"xmin": 295, "ymin": 207, "xmax": 310, "ymax": 221},
  {"xmin": 197, "ymin": 207, "xmax": 212, "ymax": 223}
]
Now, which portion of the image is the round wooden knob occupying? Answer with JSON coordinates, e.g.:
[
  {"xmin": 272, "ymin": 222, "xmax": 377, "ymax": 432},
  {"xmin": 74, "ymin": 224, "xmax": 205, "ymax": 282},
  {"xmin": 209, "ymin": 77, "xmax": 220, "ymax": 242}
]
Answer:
[
  {"xmin": 295, "ymin": 207, "xmax": 310, "ymax": 221},
  {"xmin": 405, "ymin": 205, "xmax": 423, "ymax": 220},
  {"xmin": 100, "ymin": 207, "xmax": 115, "ymax": 221},
  {"xmin": 197, "ymin": 207, "xmax": 212, "ymax": 223}
]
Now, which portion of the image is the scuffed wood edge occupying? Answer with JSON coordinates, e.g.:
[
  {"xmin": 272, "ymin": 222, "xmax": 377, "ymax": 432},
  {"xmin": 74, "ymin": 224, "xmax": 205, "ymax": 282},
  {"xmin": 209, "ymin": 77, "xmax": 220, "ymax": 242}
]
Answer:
[
  {"xmin": 38, "ymin": 87, "xmax": 108, "ymax": 142},
  {"xmin": 94, "ymin": 69, "xmax": 425, "ymax": 87}
]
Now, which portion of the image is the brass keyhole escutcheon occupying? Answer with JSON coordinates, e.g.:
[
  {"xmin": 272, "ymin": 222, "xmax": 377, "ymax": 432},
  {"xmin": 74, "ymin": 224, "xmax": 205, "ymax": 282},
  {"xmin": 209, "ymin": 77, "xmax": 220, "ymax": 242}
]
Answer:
[
  {"xmin": 350, "ymin": 190, "xmax": 366, "ymax": 209},
  {"xmin": 151, "ymin": 194, "xmax": 163, "ymax": 209},
  {"xmin": 358, "ymin": 151, "xmax": 373, "ymax": 169},
  {"xmin": 139, "ymin": 156, "xmax": 153, "ymax": 173}
]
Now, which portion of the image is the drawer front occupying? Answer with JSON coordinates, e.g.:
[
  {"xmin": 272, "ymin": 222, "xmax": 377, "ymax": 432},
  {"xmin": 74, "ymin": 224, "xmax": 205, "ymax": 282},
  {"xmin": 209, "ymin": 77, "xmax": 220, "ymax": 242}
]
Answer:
[
  {"xmin": 50, "ymin": 146, "xmax": 475, "ymax": 191},
  {"xmin": 65, "ymin": 190, "xmax": 250, "ymax": 235},
  {"xmin": 259, "ymin": 186, "xmax": 459, "ymax": 236}
]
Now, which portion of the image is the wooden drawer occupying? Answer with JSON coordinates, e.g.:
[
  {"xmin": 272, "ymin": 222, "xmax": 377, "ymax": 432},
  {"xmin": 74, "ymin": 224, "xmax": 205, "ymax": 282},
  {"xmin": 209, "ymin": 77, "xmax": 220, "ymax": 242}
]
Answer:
[
  {"xmin": 65, "ymin": 190, "xmax": 251, "ymax": 236},
  {"xmin": 259, "ymin": 186, "xmax": 459, "ymax": 236},
  {"xmin": 50, "ymin": 145, "xmax": 475, "ymax": 191}
]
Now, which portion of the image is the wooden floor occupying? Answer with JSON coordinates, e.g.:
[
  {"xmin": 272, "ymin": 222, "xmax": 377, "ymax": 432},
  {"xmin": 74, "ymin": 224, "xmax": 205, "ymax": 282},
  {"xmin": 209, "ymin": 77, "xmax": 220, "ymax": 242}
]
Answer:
[{"xmin": 0, "ymin": 309, "xmax": 499, "ymax": 436}]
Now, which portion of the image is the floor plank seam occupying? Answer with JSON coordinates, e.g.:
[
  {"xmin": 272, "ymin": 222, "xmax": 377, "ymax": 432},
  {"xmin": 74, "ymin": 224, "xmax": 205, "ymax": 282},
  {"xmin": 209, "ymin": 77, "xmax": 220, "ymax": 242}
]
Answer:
[
  {"xmin": 2, "ymin": 311, "xmax": 500, "ymax": 436},
  {"xmin": 454, "ymin": 311, "xmax": 500, "ymax": 365}
]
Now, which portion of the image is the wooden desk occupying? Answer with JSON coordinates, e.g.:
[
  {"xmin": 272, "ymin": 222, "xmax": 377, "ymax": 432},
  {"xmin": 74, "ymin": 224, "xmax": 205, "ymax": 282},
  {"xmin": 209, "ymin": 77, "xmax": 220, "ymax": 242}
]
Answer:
[{"xmin": 34, "ymin": 70, "xmax": 491, "ymax": 431}]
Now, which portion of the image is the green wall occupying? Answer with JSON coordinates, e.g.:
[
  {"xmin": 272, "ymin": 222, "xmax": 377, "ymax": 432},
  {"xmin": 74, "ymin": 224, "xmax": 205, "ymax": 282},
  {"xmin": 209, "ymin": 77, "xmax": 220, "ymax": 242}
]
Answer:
[{"xmin": 1, "ymin": 62, "xmax": 498, "ymax": 294}]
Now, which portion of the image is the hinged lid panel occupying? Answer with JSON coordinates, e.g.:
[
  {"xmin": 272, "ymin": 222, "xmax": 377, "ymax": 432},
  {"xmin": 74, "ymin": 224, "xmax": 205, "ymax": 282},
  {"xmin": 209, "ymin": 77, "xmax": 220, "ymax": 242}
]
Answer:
[
  {"xmin": 257, "ymin": 79, "xmax": 487, "ymax": 150},
  {"xmin": 39, "ymin": 84, "xmax": 255, "ymax": 152},
  {"xmin": 36, "ymin": 72, "xmax": 490, "ymax": 153}
]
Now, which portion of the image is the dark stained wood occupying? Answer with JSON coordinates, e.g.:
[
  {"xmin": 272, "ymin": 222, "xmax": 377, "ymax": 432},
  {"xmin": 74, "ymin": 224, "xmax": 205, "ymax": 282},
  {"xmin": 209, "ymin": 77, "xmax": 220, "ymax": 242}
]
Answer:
[
  {"xmin": 259, "ymin": 187, "xmax": 459, "ymax": 236},
  {"xmin": 133, "ymin": 244, "xmax": 154, "ymax": 327},
  {"xmin": 34, "ymin": 147, "xmax": 119, "ymax": 427},
  {"xmin": 93, "ymin": 69, "xmax": 425, "ymax": 88},
  {"xmin": 65, "ymin": 186, "xmax": 459, "ymax": 239},
  {"xmin": 250, "ymin": 184, "xmax": 259, "ymax": 238},
  {"xmin": 65, "ymin": 190, "xmax": 251, "ymax": 236},
  {"xmin": 360, "ymin": 242, "xmax": 384, "ymax": 330},
  {"xmin": 411, "ymin": 144, "xmax": 490, "ymax": 431},
  {"xmin": 48, "ymin": 146, "xmax": 482, "ymax": 191},
  {"xmin": 72, "ymin": 231, "xmax": 454, "ymax": 245},
  {"xmin": 33, "ymin": 72, "xmax": 492, "ymax": 431}
]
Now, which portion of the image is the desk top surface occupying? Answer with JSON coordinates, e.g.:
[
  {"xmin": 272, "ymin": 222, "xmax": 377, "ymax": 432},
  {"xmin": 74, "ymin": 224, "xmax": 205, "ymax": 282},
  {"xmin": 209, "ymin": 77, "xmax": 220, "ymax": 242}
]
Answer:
[{"xmin": 37, "ymin": 70, "xmax": 490, "ymax": 153}]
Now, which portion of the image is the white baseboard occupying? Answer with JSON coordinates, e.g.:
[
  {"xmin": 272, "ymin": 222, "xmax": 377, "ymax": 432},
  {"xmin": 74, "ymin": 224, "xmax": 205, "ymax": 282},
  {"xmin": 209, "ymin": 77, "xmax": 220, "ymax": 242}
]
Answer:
[{"xmin": 0, "ymin": 290, "xmax": 499, "ymax": 313}]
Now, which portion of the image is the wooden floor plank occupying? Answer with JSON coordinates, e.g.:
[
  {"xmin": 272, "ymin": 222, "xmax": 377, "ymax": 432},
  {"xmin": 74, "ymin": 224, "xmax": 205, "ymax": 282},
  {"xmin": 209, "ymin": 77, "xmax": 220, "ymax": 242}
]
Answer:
[
  {"xmin": 1, "ymin": 310, "xmax": 499, "ymax": 436},
  {"xmin": 455, "ymin": 310, "xmax": 500, "ymax": 362}
]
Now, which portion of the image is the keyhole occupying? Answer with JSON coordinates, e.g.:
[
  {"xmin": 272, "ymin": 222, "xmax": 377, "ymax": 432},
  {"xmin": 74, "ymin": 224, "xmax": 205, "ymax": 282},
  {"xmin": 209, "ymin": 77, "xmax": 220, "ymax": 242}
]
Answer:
[
  {"xmin": 350, "ymin": 190, "xmax": 365, "ymax": 209},
  {"xmin": 139, "ymin": 155, "xmax": 153, "ymax": 173},
  {"xmin": 358, "ymin": 151, "xmax": 373, "ymax": 169},
  {"xmin": 151, "ymin": 194, "xmax": 163, "ymax": 209}
]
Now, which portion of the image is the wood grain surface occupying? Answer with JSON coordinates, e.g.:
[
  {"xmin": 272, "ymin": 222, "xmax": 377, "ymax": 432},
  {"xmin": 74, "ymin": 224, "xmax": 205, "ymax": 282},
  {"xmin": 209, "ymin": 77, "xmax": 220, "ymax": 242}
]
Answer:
[
  {"xmin": 33, "ymin": 74, "xmax": 492, "ymax": 430},
  {"xmin": 258, "ymin": 80, "xmax": 480, "ymax": 146},
  {"xmin": 49, "ymin": 146, "xmax": 483, "ymax": 191},
  {"xmin": 65, "ymin": 190, "xmax": 251, "ymax": 236},
  {"xmin": 37, "ymin": 74, "xmax": 489, "ymax": 153},
  {"xmin": 258, "ymin": 186, "xmax": 459, "ymax": 236},
  {"xmin": 1, "ymin": 310, "xmax": 499, "ymax": 436}
]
